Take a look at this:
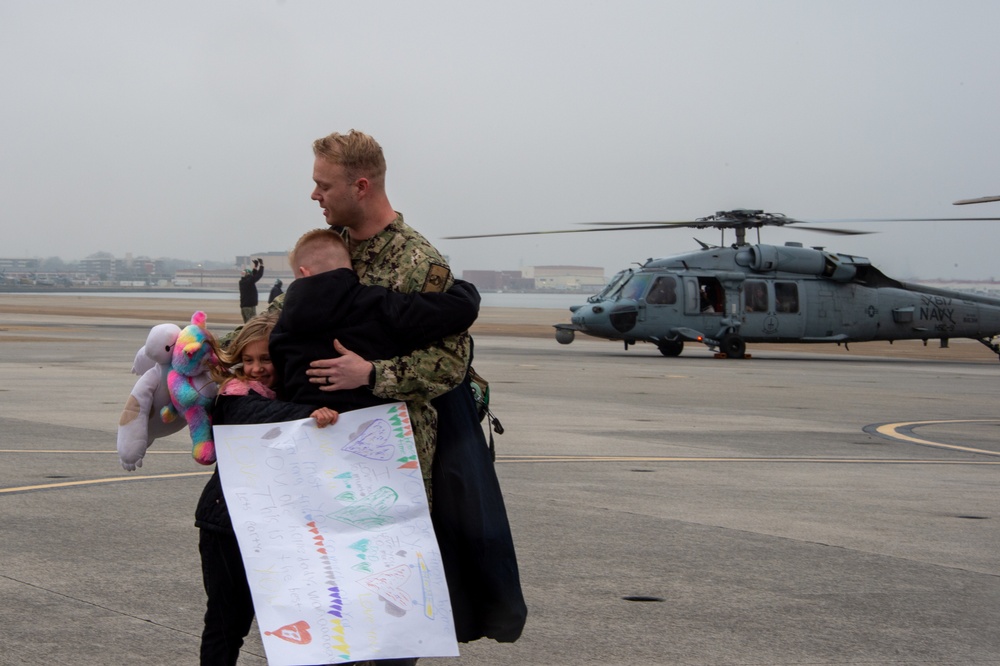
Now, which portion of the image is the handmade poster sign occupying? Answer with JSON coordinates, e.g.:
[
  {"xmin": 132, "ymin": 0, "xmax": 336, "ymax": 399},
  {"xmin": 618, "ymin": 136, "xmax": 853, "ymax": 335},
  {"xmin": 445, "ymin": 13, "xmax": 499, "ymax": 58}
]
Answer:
[{"xmin": 214, "ymin": 402, "xmax": 459, "ymax": 665}]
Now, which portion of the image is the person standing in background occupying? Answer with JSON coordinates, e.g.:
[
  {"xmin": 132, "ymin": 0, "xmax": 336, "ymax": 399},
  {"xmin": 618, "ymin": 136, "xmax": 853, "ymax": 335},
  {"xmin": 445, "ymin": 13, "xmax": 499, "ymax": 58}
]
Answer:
[
  {"xmin": 238, "ymin": 258, "xmax": 263, "ymax": 322},
  {"xmin": 267, "ymin": 278, "xmax": 283, "ymax": 304}
]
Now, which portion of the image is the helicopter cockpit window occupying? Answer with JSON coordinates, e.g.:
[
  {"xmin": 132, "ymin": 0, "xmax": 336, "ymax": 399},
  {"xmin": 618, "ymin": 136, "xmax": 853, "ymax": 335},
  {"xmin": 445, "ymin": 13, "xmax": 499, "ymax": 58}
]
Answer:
[
  {"xmin": 619, "ymin": 273, "xmax": 652, "ymax": 301},
  {"xmin": 774, "ymin": 281, "xmax": 799, "ymax": 313},
  {"xmin": 591, "ymin": 269, "xmax": 632, "ymax": 302},
  {"xmin": 744, "ymin": 280, "xmax": 768, "ymax": 312},
  {"xmin": 646, "ymin": 276, "xmax": 677, "ymax": 305}
]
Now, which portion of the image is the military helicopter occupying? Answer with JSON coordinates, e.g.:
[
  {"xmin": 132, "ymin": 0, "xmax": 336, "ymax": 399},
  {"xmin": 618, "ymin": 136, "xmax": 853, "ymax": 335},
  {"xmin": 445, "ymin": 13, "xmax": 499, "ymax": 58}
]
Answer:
[{"xmin": 446, "ymin": 208, "xmax": 1000, "ymax": 360}]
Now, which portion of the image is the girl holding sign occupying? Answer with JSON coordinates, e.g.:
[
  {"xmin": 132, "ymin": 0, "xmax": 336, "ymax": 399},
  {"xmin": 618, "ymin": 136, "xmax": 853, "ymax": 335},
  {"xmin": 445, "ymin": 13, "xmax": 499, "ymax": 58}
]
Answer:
[{"xmin": 196, "ymin": 312, "xmax": 339, "ymax": 665}]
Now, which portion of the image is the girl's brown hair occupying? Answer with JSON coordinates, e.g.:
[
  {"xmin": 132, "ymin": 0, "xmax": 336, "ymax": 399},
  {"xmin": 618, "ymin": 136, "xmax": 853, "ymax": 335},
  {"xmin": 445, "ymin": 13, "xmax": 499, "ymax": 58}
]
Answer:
[{"xmin": 210, "ymin": 311, "xmax": 279, "ymax": 385}]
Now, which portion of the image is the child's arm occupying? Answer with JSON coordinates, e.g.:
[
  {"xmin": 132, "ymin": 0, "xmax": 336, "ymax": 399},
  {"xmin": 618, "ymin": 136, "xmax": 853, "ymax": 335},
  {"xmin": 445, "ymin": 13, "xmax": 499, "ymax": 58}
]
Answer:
[
  {"xmin": 311, "ymin": 407, "xmax": 339, "ymax": 427},
  {"xmin": 215, "ymin": 393, "xmax": 339, "ymax": 428},
  {"xmin": 214, "ymin": 392, "xmax": 321, "ymax": 426}
]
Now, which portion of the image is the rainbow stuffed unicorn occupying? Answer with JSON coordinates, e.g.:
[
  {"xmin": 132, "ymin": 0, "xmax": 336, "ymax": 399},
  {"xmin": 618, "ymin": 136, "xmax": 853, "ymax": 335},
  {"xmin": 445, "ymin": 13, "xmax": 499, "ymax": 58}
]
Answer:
[{"xmin": 161, "ymin": 311, "xmax": 219, "ymax": 465}]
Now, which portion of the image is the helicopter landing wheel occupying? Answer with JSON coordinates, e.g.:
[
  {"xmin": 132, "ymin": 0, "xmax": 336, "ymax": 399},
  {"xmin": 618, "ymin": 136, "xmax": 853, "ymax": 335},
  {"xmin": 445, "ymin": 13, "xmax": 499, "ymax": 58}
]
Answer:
[
  {"xmin": 657, "ymin": 339, "xmax": 684, "ymax": 357},
  {"xmin": 719, "ymin": 333, "xmax": 746, "ymax": 359}
]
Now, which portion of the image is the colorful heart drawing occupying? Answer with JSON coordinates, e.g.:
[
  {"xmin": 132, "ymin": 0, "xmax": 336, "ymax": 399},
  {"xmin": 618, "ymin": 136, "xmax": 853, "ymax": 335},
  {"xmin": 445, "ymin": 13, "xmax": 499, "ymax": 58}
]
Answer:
[
  {"xmin": 343, "ymin": 419, "xmax": 395, "ymax": 460},
  {"xmin": 329, "ymin": 486, "xmax": 399, "ymax": 531}
]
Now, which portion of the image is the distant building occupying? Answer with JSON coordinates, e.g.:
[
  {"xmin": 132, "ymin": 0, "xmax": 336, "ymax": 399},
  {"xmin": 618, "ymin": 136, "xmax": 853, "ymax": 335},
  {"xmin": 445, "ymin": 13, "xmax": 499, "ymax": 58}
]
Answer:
[
  {"xmin": 79, "ymin": 255, "xmax": 116, "ymax": 280},
  {"xmin": 462, "ymin": 266, "xmax": 605, "ymax": 292},
  {"xmin": 236, "ymin": 252, "xmax": 295, "ymax": 284},
  {"xmin": 0, "ymin": 258, "xmax": 41, "ymax": 272},
  {"xmin": 0, "ymin": 247, "xmax": 331, "ymax": 290},
  {"xmin": 173, "ymin": 267, "xmax": 243, "ymax": 290},
  {"xmin": 462, "ymin": 270, "xmax": 531, "ymax": 291},
  {"xmin": 522, "ymin": 265, "xmax": 606, "ymax": 291}
]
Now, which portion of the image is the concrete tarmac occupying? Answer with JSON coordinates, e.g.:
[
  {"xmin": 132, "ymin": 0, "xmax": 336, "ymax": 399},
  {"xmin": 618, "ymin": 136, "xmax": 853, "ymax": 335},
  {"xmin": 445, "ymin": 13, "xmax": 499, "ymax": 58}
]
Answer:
[{"xmin": 1, "ymin": 306, "xmax": 998, "ymax": 665}]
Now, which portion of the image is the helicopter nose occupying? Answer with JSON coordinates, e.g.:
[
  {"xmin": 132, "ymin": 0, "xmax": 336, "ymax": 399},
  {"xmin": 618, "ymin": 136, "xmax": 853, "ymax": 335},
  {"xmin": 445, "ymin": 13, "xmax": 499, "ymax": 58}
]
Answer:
[
  {"xmin": 571, "ymin": 304, "xmax": 602, "ymax": 325},
  {"xmin": 571, "ymin": 302, "xmax": 638, "ymax": 334},
  {"xmin": 609, "ymin": 305, "xmax": 638, "ymax": 333}
]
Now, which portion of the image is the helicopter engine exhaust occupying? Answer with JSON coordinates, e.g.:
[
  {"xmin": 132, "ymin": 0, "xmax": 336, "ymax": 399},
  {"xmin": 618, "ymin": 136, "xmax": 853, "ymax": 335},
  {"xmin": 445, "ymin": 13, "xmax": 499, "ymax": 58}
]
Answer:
[{"xmin": 739, "ymin": 243, "xmax": 868, "ymax": 282}]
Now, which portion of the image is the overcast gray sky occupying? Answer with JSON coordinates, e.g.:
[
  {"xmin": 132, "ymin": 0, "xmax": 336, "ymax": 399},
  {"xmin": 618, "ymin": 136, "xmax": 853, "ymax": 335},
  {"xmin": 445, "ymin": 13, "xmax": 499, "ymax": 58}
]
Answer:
[{"xmin": 3, "ymin": 0, "xmax": 999, "ymax": 280}]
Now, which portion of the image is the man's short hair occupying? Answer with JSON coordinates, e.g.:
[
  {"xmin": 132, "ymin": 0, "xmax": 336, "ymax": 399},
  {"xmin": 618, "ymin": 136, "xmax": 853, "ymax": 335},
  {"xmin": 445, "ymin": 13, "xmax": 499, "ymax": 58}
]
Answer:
[
  {"xmin": 290, "ymin": 228, "xmax": 351, "ymax": 274},
  {"xmin": 312, "ymin": 129, "xmax": 386, "ymax": 182}
]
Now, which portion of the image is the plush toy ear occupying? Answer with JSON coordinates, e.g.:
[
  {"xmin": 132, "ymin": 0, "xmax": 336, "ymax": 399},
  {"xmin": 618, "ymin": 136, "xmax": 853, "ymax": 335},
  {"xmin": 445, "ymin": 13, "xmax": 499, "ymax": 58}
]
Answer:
[
  {"xmin": 131, "ymin": 346, "xmax": 153, "ymax": 376},
  {"xmin": 146, "ymin": 323, "xmax": 182, "ymax": 364},
  {"xmin": 132, "ymin": 323, "xmax": 182, "ymax": 376}
]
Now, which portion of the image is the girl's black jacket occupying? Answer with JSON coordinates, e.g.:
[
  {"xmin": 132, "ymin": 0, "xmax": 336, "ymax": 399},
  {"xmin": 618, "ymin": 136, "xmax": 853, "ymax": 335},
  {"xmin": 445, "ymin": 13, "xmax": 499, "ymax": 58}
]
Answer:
[{"xmin": 194, "ymin": 391, "xmax": 317, "ymax": 534}]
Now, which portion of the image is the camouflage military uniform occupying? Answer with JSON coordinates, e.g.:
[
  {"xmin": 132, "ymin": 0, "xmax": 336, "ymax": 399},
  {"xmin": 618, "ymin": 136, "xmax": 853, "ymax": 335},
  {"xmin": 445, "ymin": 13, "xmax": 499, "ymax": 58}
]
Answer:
[{"xmin": 346, "ymin": 213, "xmax": 471, "ymax": 485}]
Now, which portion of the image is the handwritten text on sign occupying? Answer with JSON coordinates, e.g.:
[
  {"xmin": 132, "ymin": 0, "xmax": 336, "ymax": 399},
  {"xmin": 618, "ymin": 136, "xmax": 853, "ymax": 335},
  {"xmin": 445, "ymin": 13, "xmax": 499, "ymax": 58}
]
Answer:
[{"xmin": 214, "ymin": 402, "xmax": 458, "ymax": 665}]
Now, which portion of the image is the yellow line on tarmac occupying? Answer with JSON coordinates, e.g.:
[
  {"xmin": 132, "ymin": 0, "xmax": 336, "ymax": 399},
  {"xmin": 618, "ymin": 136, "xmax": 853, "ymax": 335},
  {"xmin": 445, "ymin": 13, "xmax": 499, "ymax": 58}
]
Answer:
[
  {"xmin": 0, "ymin": 449, "xmax": 187, "ymax": 455},
  {"xmin": 497, "ymin": 455, "xmax": 1000, "ymax": 465},
  {"xmin": 5, "ymin": 425, "xmax": 999, "ymax": 496},
  {"xmin": 0, "ymin": 471, "xmax": 212, "ymax": 494},
  {"xmin": 874, "ymin": 419, "xmax": 1000, "ymax": 457}
]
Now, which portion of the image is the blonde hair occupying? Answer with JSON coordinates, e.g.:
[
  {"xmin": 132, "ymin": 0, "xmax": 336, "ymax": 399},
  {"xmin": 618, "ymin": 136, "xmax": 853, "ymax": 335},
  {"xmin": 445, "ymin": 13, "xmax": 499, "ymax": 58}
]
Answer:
[
  {"xmin": 312, "ymin": 129, "xmax": 386, "ymax": 183},
  {"xmin": 289, "ymin": 228, "xmax": 352, "ymax": 275},
  {"xmin": 211, "ymin": 311, "xmax": 279, "ymax": 385}
]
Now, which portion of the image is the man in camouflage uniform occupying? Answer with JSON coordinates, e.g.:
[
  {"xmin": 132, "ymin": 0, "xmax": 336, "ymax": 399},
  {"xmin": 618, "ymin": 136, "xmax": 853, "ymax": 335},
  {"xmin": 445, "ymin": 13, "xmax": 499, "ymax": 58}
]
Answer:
[
  {"xmin": 304, "ymin": 131, "xmax": 470, "ymax": 508},
  {"xmin": 290, "ymin": 131, "xmax": 524, "ymax": 661},
  {"xmin": 304, "ymin": 131, "xmax": 472, "ymax": 666},
  {"xmin": 211, "ymin": 134, "xmax": 511, "ymax": 666}
]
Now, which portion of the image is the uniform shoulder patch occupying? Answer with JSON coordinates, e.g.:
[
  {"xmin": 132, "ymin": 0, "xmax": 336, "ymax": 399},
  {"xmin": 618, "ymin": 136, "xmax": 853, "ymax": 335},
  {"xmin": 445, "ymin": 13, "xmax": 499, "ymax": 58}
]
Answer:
[{"xmin": 422, "ymin": 263, "xmax": 451, "ymax": 293}]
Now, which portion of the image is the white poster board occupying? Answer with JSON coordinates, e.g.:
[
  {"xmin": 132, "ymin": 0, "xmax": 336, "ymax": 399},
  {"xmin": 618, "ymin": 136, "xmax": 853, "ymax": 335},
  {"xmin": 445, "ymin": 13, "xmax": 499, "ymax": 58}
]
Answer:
[{"xmin": 213, "ymin": 402, "xmax": 458, "ymax": 665}]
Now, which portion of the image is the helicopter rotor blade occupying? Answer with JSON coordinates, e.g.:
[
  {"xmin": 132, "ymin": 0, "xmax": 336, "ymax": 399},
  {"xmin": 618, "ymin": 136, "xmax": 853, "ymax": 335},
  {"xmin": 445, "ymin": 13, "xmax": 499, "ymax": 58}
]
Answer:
[
  {"xmin": 442, "ymin": 212, "xmax": 1000, "ymax": 240},
  {"xmin": 581, "ymin": 215, "xmax": 1000, "ymax": 225},
  {"xmin": 442, "ymin": 225, "xmax": 671, "ymax": 240},
  {"xmin": 580, "ymin": 220, "xmax": 872, "ymax": 235},
  {"xmin": 808, "ymin": 216, "xmax": 1000, "ymax": 223},
  {"xmin": 789, "ymin": 226, "xmax": 872, "ymax": 235},
  {"xmin": 953, "ymin": 196, "xmax": 1000, "ymax": 205},
  {"xmin": 577, "ymin": 220, "xmax": 707, "ymax": 226}
]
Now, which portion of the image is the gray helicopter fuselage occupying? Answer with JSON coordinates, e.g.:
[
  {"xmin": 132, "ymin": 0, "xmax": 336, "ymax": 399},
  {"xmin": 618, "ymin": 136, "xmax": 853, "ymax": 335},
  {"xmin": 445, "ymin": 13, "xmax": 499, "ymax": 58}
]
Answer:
[{"xmin": 557, "ymin": 242, "xmax": 1000, "ymax": 356}]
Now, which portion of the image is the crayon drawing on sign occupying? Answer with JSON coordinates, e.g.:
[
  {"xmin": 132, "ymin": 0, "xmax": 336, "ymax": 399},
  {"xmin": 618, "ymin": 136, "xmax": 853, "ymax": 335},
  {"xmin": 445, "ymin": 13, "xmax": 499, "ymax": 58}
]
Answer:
[{"xmin": 214, "ymin": 402, "xmax": 458, "ymax": 666}]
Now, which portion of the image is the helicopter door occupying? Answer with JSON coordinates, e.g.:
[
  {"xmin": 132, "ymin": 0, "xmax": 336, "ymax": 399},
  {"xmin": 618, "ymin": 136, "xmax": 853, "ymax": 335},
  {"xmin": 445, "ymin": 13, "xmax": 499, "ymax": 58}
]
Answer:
[
  {"xmin": 683, "ymin": 277, "xmax": 725, "ymax": 316},
  {"xmin": 741, "ymin": 280, "xmax": 805, "ymax": 339},
  {"xmin": 643, "ymin": 275, "xmax": 679, "ymax": 327}
]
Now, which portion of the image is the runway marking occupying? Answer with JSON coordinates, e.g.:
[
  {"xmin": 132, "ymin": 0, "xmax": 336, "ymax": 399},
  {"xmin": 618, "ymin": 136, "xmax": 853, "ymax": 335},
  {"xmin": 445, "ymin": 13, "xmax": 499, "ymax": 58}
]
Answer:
[
  {"xmin": 867, "ymin": 419, "xmax": 1000, "ymax": 457},
  {"xmin": 497, "ymin": 455, "xmax": 1000, "ymax": 465},
  {"xmin": 3, "ymin": 419, "xmax": 999, "ymax": 495},
  {"xmin": 0, "ymin": 471, "xmax": 211, "ymax": 494},
  {"xmin": 0, "ymin": 450, "xmax": 188, "ymax": 455},
  {"xmin": 4, "ymin": 456, "xmax": 997, "ymax": 495}
]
